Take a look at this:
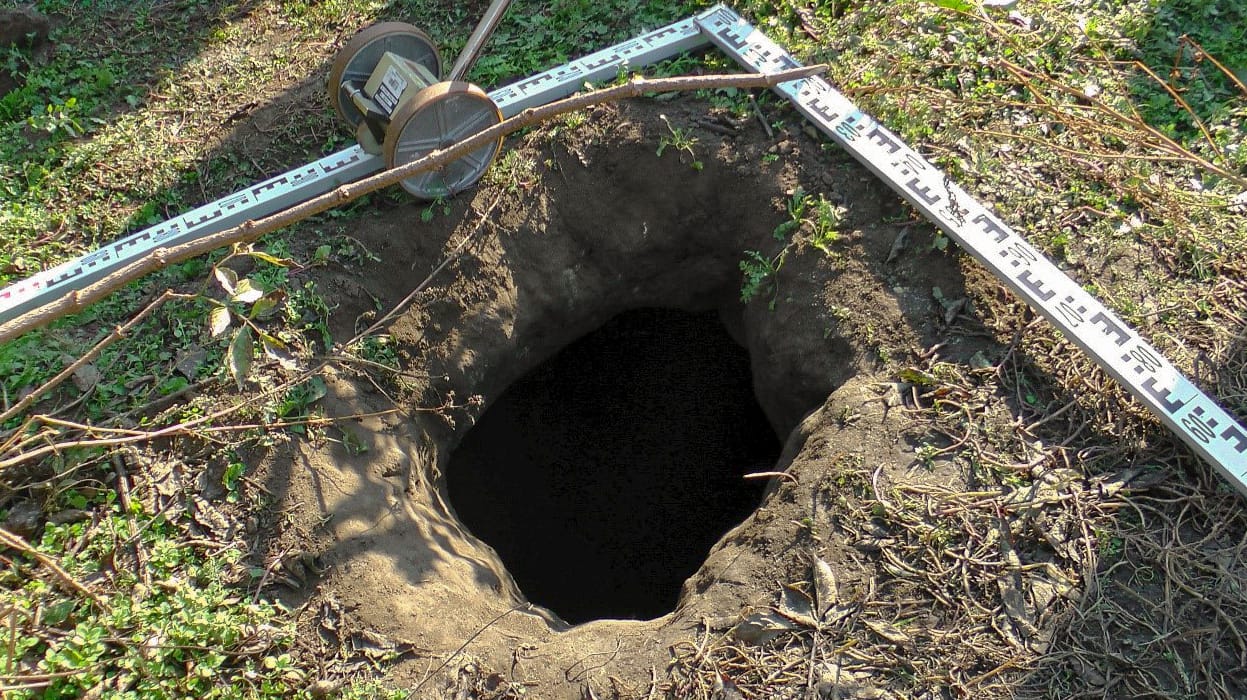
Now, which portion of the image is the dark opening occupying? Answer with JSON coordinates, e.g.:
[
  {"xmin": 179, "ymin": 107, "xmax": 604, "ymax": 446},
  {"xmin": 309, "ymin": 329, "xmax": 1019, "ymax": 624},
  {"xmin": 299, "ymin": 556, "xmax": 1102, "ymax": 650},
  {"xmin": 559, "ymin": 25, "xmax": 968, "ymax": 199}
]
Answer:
[{"xmin": 446, "ymin": 308, "xmax": 781, "ymax": 624}]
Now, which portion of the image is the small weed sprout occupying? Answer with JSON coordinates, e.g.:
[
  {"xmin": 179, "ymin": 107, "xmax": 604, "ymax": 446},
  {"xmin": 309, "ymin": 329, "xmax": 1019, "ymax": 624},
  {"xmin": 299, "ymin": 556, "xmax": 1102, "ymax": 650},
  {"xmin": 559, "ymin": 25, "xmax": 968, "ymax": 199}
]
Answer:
[
  {"xmin": 485, "ymin": 149, "xmax": 538, "ymax": 193},
  {"xmin": 656, "ymin": 114, "xmax": 703, "ymax": 171}
]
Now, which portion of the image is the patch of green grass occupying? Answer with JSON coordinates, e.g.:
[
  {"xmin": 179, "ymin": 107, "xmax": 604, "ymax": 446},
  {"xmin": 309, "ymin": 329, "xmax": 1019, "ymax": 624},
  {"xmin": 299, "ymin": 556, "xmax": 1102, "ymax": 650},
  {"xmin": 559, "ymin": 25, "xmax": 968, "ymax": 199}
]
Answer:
[
  {"xmin": 1128, "ymin": 0, "xmax": 1246, "ymax": 142},
  {"xmin": 2, "ymin": 492, "xmax": 301, "ymax": 699}
]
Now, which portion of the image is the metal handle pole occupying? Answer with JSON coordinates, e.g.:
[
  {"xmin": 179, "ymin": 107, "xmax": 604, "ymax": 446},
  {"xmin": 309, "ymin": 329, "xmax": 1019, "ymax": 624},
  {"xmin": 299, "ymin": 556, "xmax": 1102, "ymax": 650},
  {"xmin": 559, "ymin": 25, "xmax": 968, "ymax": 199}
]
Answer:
[{"xmin": 447, "ymin": 0, "xmax": 514, "ymax": 81}]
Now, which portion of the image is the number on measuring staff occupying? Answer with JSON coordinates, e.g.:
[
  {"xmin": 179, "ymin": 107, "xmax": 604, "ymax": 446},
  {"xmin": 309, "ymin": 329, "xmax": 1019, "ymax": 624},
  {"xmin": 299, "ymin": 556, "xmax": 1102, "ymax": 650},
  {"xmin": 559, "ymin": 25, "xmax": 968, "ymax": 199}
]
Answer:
[{"xmin": 834, "ymin": 114, "xmax": 866, "ymax": 142}]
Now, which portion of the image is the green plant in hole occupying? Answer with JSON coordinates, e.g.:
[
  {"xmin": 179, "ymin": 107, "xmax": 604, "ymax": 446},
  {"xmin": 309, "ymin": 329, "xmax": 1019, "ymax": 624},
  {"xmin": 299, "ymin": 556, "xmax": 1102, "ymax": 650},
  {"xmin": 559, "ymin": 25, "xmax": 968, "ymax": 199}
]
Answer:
[
  {"xmin": 739, "ymin": 249, "xmax": 784, "ymax": 306},
  {"xmin": 1096, "ymin": 528, "xmax": 1125, "ymax": 561},
  {"xmin": 773, "ymin": 186, "xmax": 847, "ymax": 252},
  {"xmin": 223, "ymin": 459, "xmax": 247, "ymax": 504},
  {"xmin": 351, "ymin": 334, "xmax": 400, "ymax": 369},
  {"xmin": 274, "ymin": 376, "xmax": 327, "ymax": 427},
  {"xmin": 915, "ymin": 443, "xmax": 940, "ymax": 469},
  {"xmin": 656, "ymin": 114, "xmax": 703, "ymax": 171},
  {"xmin": 740, "ymin": 187, "xmax": 847, "ymax": 306},
  {"xmin": 420, "ymin": 197, "xmax": 452, "ymax": 223}
]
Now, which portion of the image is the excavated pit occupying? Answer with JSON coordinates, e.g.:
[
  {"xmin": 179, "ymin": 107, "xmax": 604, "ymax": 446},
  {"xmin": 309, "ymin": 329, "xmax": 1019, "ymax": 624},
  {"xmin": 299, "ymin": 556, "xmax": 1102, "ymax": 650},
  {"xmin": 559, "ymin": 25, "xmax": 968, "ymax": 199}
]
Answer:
[
  {"xmin": 446, "ymin": 307, "xmax": 780, "ymax": 624},
  {"xmin": 273, "ymin": 99, "xmax": 971, "ymax": 695}
]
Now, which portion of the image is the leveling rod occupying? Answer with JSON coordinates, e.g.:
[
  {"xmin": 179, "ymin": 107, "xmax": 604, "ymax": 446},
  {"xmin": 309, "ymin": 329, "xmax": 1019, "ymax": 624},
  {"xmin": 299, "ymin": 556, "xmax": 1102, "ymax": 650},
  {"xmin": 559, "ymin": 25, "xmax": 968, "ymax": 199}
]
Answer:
[
  {"xmin": 0, "ymin": 5, "xmax": 1243, "ymax": 494},
  {"xmin": 696, "ymin": 6, "xmax": 1247, "ymax": 491}
]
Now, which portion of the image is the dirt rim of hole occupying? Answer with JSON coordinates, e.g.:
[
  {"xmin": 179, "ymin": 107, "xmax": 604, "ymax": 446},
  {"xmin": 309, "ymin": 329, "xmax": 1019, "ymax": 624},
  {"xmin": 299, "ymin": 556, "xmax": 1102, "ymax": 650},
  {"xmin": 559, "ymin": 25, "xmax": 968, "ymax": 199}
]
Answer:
[{"xmin": 251, "ymin": 96, "xmax": 997, "ymax": 697}]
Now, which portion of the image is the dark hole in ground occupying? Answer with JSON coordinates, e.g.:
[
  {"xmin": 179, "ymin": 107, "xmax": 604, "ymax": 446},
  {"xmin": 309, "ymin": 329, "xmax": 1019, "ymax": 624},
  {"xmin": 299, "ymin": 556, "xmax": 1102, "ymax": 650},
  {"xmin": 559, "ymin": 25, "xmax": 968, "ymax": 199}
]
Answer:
[{"xmin": 447, "ymin": 307, "xmax": 781, "ymax": 625}]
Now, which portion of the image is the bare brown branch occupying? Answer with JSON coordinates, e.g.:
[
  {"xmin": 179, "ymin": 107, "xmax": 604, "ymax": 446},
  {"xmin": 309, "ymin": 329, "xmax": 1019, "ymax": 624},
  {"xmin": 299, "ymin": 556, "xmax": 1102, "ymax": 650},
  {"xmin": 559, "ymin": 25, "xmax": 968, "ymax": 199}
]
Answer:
[{"xmin": 0, "ymin": 66, "xmax": 826, "ymax": 345}]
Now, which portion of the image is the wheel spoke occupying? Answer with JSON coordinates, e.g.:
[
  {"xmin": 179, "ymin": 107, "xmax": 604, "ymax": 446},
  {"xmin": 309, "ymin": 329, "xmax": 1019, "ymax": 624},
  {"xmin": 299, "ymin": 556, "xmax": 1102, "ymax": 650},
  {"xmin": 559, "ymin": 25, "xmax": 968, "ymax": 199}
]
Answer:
[
  {"xmin": 447, "ymin": 106, "xmax": 494, "ymax": 142},
  {"xmin": 395, "ymin": 134, "xmax": 440, "ymax": 162},
  {"xmin": 458, "ymin": 148, "xmax": 488, "ymax": 174}
]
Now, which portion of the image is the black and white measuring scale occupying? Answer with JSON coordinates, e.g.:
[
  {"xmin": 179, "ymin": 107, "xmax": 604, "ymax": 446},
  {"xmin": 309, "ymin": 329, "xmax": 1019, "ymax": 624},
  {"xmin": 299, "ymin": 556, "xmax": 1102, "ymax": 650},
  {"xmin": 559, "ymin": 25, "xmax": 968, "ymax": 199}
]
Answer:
[{"xmin": 1, "ymin": 4, "xmax": 1243, "ymax": 493}]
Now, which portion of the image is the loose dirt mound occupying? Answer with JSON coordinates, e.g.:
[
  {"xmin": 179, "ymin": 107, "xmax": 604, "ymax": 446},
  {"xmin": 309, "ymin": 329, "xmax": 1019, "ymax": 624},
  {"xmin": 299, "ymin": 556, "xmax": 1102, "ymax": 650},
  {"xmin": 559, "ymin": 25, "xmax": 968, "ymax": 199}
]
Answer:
[{"xmin": 250, "ymin": 99, "xmax": 1143, "ymax": 698}]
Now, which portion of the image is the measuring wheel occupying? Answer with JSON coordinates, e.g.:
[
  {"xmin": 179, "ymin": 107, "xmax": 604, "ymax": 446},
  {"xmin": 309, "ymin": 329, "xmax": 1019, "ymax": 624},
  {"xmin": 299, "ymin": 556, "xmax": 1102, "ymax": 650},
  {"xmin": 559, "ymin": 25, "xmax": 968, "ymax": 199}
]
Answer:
[
  {"xmin": 384, "ymin": 81, "xmax": 503, "ymax": 199},
  {"xmin": 328, "ymin": 22, "xmax": 441, "ymax": 130}
]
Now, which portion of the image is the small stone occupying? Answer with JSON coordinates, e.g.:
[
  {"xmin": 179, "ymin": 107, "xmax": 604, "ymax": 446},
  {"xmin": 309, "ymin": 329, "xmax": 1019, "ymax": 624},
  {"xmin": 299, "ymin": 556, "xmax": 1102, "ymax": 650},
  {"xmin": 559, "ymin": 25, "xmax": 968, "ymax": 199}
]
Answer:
[
  {"xmin": 777, "ymin": 140, "xmax": 794, "ymax": 155},
  {"xmin": 308, "ymin": 678, "xmax": 343, "ymax": 699},
  {"xmin": 3, "ymin": 501, "xmax": 43, "ymax": 539},
  {"xmin": 48, "ymin": 509, "xmax": 91, "ymax": 525}
]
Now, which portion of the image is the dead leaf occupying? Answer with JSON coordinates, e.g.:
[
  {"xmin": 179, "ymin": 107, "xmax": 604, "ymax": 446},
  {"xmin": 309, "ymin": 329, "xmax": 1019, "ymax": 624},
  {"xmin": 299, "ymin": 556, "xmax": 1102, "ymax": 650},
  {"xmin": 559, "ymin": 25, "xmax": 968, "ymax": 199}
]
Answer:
[
  {"xmin": 733, "ymin": 610, "xmax": 799, "ymax": 645},
  {"xmin": 47, "ymin": 508, "xmax": 90, "ymax": 525},
  {"xmin": 176, "ymin": 346, "xmax": 207, "ymax": 380},
  {"xmin": 1229, "ymin": 190, "xmax": 1247, "ymax": 215},
  {"xmin": 998, "ymin": 579, "xmax": 1039, "ymax": 638},
  {"xmin": 864, "ymin": 619, "xmax": 910, "ymax": 645},
  {"xmin": 71, "ymin": 362, "xmax": 100, "ymax": 392},
  {"xmin": 713, "ymin": 672, "xmax": 744, "ymax": 700},
  {"xmin": 262, "ymin": 336, "xmax": 301, "ymax": 371},
  {"xmin": 778, "ymin": 584, "xmax": 818, "ymax": 628},
  {"xmin": 885, "ymin": 228, "xmax": 909, "ymax": 263},
  {"xmin": 943, "ymin": 297, "xmax": 967, "ymax": 325},
  {"xmin": 190, "ymin": 494, "xmax": 231, "ymax": 536},
  {"xmin": 813, "ymin": 557, "xmax": 839, "ymax": 619}
]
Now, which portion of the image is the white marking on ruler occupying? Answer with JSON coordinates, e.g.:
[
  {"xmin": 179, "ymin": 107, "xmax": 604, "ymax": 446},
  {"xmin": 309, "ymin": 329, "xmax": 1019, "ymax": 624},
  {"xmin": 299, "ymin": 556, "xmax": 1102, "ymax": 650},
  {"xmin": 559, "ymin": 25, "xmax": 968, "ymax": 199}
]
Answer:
[{"xmin": 696, "ymin": 5, "xmax": 1247, "ymax": 493}]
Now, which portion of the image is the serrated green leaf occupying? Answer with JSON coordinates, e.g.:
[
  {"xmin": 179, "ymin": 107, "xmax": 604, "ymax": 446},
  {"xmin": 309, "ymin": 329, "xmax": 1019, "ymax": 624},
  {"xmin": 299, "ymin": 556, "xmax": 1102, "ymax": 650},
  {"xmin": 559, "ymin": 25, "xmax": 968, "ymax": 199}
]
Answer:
[
  {"xmin": 230, "ymin": 278, "xmax": 264, "ymax": 304},
  {"xmin": 213, "ymin": 266, "xmax": 238, "ymax": 294},
  {"xmin": 209, "ymin": 305, "xmax": 231, "ymax": 338},
  {"xmin": 774, "ymin": 219, "xmax": 800, "ymax": 240},
  {"xmin": 228, "ymin": 327, "xmax": 254, "ymax": 389}
]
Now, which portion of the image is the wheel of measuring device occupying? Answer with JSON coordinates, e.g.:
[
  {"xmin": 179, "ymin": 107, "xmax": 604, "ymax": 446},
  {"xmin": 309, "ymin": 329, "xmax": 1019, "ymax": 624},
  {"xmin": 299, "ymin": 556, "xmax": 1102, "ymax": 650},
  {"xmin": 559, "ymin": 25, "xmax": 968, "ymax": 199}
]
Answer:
[
  {"xmin": 383, "ymin": 81, "xmax": 503, "ymax": 200},
  {"xmin": 328, "ymin": 22, "xmax": 441, "ymax": 129}
]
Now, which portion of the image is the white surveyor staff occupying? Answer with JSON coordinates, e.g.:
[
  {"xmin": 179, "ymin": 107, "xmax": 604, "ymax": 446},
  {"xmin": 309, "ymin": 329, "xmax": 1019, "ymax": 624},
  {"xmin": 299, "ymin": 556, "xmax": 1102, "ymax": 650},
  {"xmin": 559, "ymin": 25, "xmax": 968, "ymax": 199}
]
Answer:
[{"xmin": 694, "ymin": 4, "xmax": 1247, "ymax": 495}]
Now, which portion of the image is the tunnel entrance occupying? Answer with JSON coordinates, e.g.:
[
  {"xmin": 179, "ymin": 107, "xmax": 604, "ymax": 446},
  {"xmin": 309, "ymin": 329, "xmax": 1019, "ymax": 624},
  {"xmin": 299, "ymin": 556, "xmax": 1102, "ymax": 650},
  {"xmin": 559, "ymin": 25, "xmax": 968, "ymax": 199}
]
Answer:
[{"xmin": 446, "ymin": 307, "xmax": 781, "ymax": 625}]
